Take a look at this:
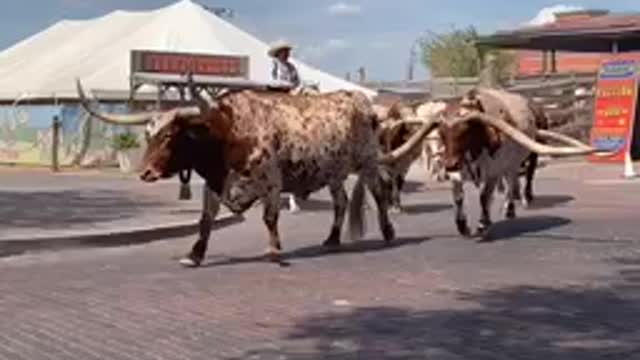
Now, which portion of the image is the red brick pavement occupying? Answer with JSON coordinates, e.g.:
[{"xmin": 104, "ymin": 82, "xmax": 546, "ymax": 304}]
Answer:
[{"xmin": 1, "ymin": 162, "xmax": 640, "ymax": 359}]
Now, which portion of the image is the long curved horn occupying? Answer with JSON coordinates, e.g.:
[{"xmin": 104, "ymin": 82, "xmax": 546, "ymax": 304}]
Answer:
[
  {"xmin": 536, "ymin": 129, "xmax": 614, "ymax": 158},
  {"xmin": 173, "ymin": 107, "xmax": 202, "ymax": 117},
  {"xmin": 379, "ymin": 117, "xmax": 441, "ymax": 164},
  {"xmin": 380, "ymin": 117, "xmax": 435, "ymax": 135},
  {"xmin": 76, "ymin": 79, "xmax": 156, "ymax": 125},
  {"xmin": 456, "ymin": 112, "xmax": 612, "ymax": 157},
  {"xmin": 536, "ymin": 129, "xmax": 591, "ymax": 150},
  {"xmin": 77, "ymin": 79, "xmax": 201, "ymax": 125},
  {"xmin": 187, "ymin": 73, "xmax": 211, "ymax": 114}
]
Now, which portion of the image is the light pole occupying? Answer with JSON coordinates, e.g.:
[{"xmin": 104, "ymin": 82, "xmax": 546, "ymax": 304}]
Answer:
[{"xmin": 406, "ymin": 39, "xmax": 420, "ymax": 82}]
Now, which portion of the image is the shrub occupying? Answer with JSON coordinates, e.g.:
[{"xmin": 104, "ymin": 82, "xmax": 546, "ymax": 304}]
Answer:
[{"xmin": 112, "ymin": 131, "xmax": 140, "ymax": 151}]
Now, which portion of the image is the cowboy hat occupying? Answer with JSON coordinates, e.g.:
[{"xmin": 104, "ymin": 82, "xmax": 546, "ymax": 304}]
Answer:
[{"xmin": 268, "ymin": 40, "xmax": 293, "ymax": 57}]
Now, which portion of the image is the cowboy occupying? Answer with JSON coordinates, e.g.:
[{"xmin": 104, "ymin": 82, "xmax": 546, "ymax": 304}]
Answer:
[
  {"xmin": 268, "ymin": 40, "xmax": 301, "ymax": 91},
  {"xmin": 268, "ymin": 40, "xmax": 305, "ymax": 213}
]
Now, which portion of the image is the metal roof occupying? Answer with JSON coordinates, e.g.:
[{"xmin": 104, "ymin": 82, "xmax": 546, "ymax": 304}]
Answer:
[{"xmin": 478, "ymin": 13, "xmax": 640, "ymax": 52}]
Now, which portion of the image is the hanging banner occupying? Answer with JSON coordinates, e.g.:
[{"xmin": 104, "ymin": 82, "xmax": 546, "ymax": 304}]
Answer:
[{"xmin": 589, "ymin": 57, "xmax": 638, "ymax": 163}]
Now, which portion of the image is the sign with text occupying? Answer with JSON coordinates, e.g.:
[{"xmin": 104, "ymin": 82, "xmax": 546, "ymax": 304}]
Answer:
[
  {"xmin": 589, "ymin": 58, "xmax": 639, "ymax": 163},
  {"xmin": 130, "ymin": 50, "xmax": 249, "ymax": 78}
]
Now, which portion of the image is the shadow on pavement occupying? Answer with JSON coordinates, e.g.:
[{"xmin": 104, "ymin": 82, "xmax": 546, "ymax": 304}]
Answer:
[
  {"xmin": 226, "ymin": 257, "xmax": 640, "ymax": 360},
  {"xmin": 526, "ymin": 194, "xmax": 575, "ymax": 210},
  {"xmin": 201, "ymin": 236, "xmax": 429, "ymax": 268},
  {"xmin": 0, "ymin": 190, "xmax": 167, "ymax": 230},
  {"xmin": 486, "ymin": 216, "xmax": 572, "ymax": 242},
  {"xmin": 400, "ymin": 202, "xmax": 451, "ymax": 215}
]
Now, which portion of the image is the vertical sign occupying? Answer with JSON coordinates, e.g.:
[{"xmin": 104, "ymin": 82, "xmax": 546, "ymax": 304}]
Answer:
[{"xmin": 589, "ymin": 57, "xmax": 638, "ymax": 163}]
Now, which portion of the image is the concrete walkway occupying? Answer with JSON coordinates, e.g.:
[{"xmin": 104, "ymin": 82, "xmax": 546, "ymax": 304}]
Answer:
[{"xmin": 0, "ymin": 168, "xmax": 241, "ymax": 257}]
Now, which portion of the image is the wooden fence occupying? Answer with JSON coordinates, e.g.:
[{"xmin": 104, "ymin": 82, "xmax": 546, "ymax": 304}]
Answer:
[{"xmin": 430, "ymin": 73, "xmax": 598, "ymax": 142}]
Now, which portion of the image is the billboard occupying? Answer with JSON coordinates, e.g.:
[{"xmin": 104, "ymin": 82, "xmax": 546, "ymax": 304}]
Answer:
[{"xmin": 589, "ymin": 58, "xmax": 639, "ymax": 163}]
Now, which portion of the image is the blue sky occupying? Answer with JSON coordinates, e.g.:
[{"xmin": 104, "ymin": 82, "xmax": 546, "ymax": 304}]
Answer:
[{"xmin": 0, "ymin": 0, "xmax": 637, "ymax": 81}]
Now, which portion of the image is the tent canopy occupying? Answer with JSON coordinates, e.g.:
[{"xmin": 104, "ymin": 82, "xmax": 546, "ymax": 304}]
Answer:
[
  {"xmin": 0, "ymin": 0, "xmax": 375, "ymax": 103},
  {"xmin": 477, "ymin": 13, "xmax": 640, "ymax": 52}
]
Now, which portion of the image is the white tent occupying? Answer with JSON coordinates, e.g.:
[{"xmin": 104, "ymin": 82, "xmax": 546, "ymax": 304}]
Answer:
[{"xmin": 0, "ymin": 0, "xmax": 375, "ymax": 102}]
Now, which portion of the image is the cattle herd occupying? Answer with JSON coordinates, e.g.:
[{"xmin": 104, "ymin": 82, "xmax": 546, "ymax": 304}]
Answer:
[{"xmin": 76, "ymin": 79, "xmax": 608, "ymax": 268}]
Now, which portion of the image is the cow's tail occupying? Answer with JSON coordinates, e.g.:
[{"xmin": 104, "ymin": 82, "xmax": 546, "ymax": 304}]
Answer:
[{"xmin": 348, "ymin": 175, "xmax": 368, "ymax": 241}]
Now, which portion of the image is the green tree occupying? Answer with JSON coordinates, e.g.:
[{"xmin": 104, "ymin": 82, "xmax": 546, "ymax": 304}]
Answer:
[{"xmin": 420, "ymin": 26, "xmax": 515, "ymax": 81}]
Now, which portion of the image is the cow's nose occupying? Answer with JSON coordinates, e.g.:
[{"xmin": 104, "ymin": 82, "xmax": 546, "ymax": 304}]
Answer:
[{"xmin": 140, "ymin": 168, "xmax": 159, "ymax": 182}]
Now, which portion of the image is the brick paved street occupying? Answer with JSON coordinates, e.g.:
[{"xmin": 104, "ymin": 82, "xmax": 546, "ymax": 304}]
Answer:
[{"xmin": 1, "ymin": 162, "xmax": 640, "ymax": 359}]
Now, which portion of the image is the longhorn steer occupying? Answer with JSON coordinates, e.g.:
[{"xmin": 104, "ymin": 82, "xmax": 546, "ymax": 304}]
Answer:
[
  {"xmin": 377, "ymin": 103, "xmax": 421, "ymax": 212},
  {"xmin": 496, "ymin": 100, "xmax": 550, "ymax": 206},
  {"xmin": 77, "ymin": 80, "xmax": 434, "ymax": 267},
  {"xmin": 374, "ymin": 100, "xmax": 450, "ymax": 212},
  {"xmin": 426, "ymin": 88, "xmax": 605, "ymax": 239}
]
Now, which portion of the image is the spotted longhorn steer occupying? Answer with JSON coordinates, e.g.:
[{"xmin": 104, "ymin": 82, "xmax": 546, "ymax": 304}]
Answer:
[
  {"xmin": 427, "ymin": 88, "xmax": 605, "ymax": 239},
  {"xmin": 77, "ymin": 80, "xmax": 432, "ymax": 267}
]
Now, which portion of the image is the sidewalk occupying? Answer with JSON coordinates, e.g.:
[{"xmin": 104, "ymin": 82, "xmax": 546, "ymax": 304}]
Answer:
[{"xmin": 0, "ymin": 168, "xmax": 242, "ymax": 257}]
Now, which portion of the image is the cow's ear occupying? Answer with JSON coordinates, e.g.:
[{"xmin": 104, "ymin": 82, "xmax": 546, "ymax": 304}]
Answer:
[
  {"xmin": 387, "ymin": 103, "xmax": 402, "ymax": 120},
  {"xmin": 473, "ymin": 98, "xmax": 485, "ymax": 113}
]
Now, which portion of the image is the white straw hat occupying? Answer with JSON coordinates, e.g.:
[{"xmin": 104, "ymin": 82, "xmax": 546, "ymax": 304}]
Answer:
[{"xmin": 268, "ymin": 40, "xmax": 293, "ymax": 57}]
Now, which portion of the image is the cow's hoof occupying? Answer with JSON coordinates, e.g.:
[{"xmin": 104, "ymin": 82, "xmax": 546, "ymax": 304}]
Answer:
[
  {"xmin": 474, "ymin": 223, "xmax": 492, "ymax": 240},
  {"xmin": 505, "ymin": 206, "xmax": 517, "ymax": 220},
  {"xmin": 523, "ymin": 194, "xmax": 533, "ymax": 209},
  {"xmin": 323, "ymin": 235, "xmax": 342, "ymax": 251},
  {"xmin": 456, "ymin": 219, "xmax": 472, "ymax": 238},
  {"xmin": 265, "ymin": 248, "xmax": 282, "ymax": 263},
  {"xmin": 179, "ymin": 255, "xmax": 202, "ymax": 268},
  {"xmin": 382, "ymin": 225, "xmax": 395, "ymax": 243}
]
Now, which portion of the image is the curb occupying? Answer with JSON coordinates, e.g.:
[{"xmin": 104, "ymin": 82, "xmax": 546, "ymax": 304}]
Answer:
[{"xmin": 0, "ymin": 212, "xmax": 244, "ymax": 258}]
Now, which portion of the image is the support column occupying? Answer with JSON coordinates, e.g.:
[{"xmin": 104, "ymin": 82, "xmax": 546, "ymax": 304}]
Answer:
[{"xmin": 479, "ymin": 52, "xmax": 498, "ymax": 87}]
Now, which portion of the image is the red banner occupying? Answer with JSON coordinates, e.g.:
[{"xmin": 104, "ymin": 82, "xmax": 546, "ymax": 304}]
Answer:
[{"xmin": 589, "ymin": 57, "xmax": 639, "ymax": 163}]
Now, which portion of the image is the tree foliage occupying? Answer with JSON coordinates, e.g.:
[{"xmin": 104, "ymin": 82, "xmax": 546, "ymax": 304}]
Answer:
[{"xmin": 420, "ymin": 26, "xmax": 515, "ymax": 81}]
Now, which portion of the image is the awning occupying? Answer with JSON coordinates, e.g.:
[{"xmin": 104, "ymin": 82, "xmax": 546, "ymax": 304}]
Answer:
[{"xmin": 477, "ymin": 14, "xmax": 640, "ymax": 52}]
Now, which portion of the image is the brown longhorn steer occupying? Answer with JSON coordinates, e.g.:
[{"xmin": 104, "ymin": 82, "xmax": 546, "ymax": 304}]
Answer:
[
  {"xmin": 392, "ymin": 88, "xmax": 607, "ymax": 240},
  {"xmin": 376, "ymin": 102, "xmax": 425, "ymax": 213},
  {"xmin": 376, "ymin": 99, "xmax": 453, "ymax": 212},
  {"xmin": 76, "ymin": 80, "xmax": 436, "ymax": 267}
]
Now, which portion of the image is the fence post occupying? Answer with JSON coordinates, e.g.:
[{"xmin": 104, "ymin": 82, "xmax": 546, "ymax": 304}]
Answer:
[{"xmin": 51, "ymin": 115, "xmax": 61, "ymax": 172}]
